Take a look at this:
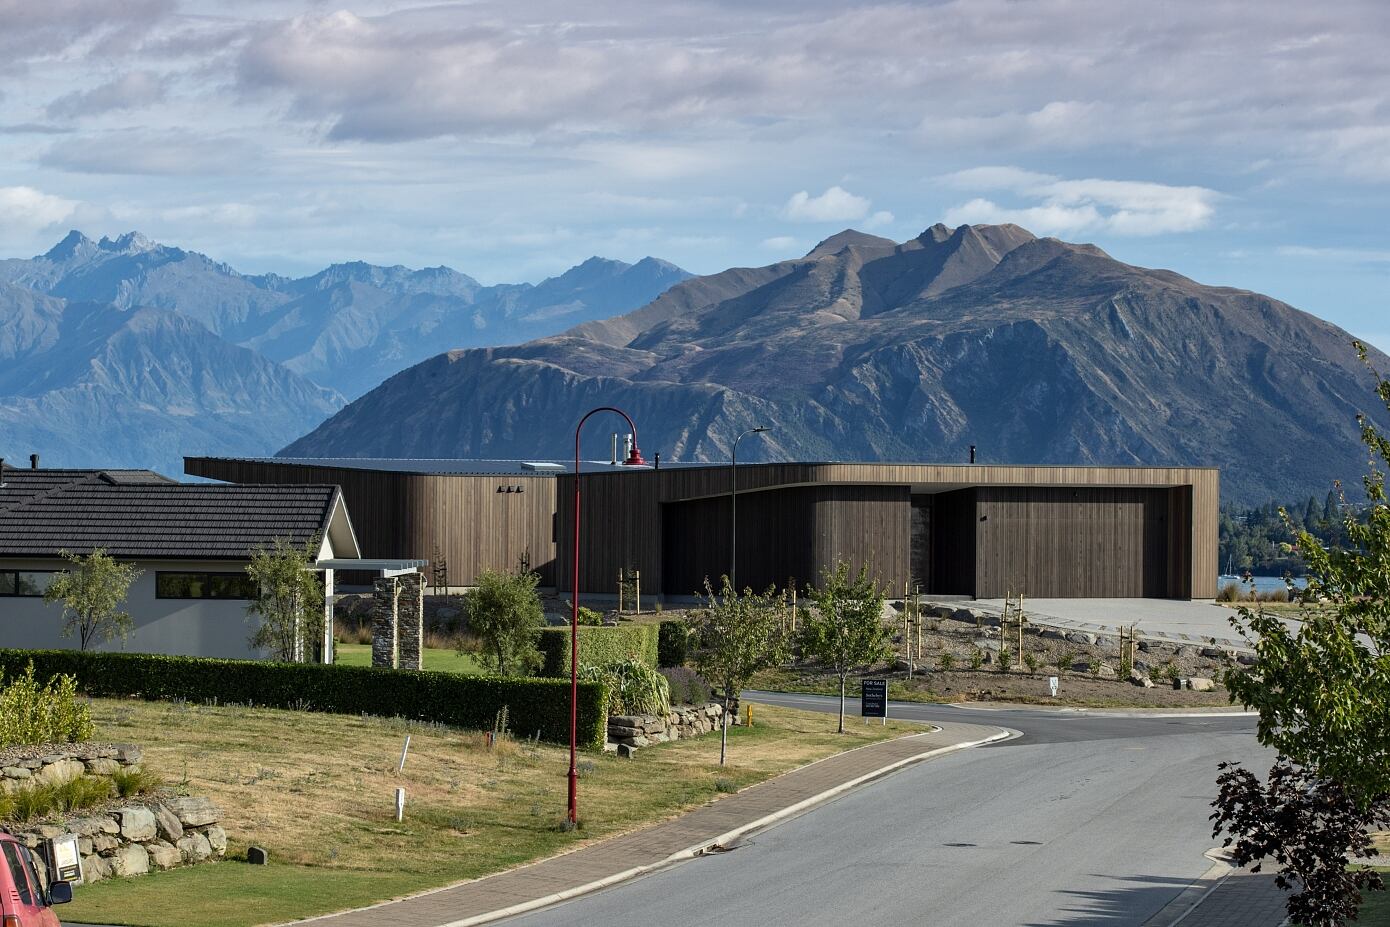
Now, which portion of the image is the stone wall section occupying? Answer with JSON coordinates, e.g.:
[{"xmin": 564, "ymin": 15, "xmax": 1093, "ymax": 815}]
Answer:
[
  {"xmin": 606, "ymin": 703, "xmax": 737, "ymax": 757},
  {"xmin": 371, "ymin": 576, "xmax": 400, "ymax": 668},
  {"xmin": 1, "ymin": 744, "xmax": 226, "ymax": 885},
  {"xmin": 396, "ymin": 572, "xmax": 426, "ymax": 671}
]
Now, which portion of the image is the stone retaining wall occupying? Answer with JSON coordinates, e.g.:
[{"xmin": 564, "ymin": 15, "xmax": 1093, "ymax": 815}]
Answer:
[
  {"xmin": 0, "ymin": 743, "xmax": 142, "ymax": 793},
  {"xmin": 1, "ymin": 743, "xmax": 226, "ymax": 884},
  {"xmin": 606, "ymin": 702, "xmax": 736, "ymax": 756},
  {"xmin": 12, "ymin": 795, "xmax": 227, "ymax": 884}
]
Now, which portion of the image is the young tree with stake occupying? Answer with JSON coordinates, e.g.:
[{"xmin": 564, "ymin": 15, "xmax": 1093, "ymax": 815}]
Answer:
[
  {"xmin": 798, "ymin": 561, "xmax": 893, "ymax": 733},
  {"xmin": 43, "ymin": 548, "xmax": 141, "ymax": 651},
  {"xmin": 246, "ymin": 537, "xmax": 324, "ymax": 662},
  {"xmin": 688, "ymin": 576, "xmax": 790, "ymax": 765},
  {"xmin": 464, "ymin": 568, "xmax": 544, "ymax": 676}
]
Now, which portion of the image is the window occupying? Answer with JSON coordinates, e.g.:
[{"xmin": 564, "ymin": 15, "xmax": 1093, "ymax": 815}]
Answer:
[
  {"xmin": 156, "ymin": 572, "xmax": 257, "ymax": 600},
  {"xmin": 0, "ymin": 571, "xmax": 54, "ymax": 597},
  {"xmin": 2, "ymin": 841, "xmax": 34, "ymax": 906}
]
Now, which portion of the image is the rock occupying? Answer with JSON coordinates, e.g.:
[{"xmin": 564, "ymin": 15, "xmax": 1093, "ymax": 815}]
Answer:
[
  {"xmin": 113, "ymin": 843, "xmax": 150, "ymax": 877},
  {"xmin": 881, "ymin": 602, "xmax": 900, "ymax": 621},
  {"xmin": 35, "ymin": 758, "xmax": 84, "ymax": 786},
  {"xmin": 18, "ymin": 759, "xmax": 41, "ymax": 770},
  {"xmin": 1096, "ymin": 663, "xmax": 1117, "ymax": 679},
  {"xmin": 1066, "ymin": 631, "xmax": 1097, "ymax": 646},
  {"xmin": 973, "ymin": 638, "xmax": 1001, "ymax": 651},
  {"xmin": 627, "ymin": 735, "xmax": 651, "ymax": 748},
  {"xmin": 1039, "ymin": 629, "xmax": 1068, "ymax": 640},
  {"xmin": 602, "ymin": 741, "xmax": 618, "ymax": 754},
  {"xmin": 78, "ymin": 837, "xmax": 94, "ymax": 856},
  {"xmin": 1188, "ymin": 677, "xmax": 1217, "ymax": 692},
  {"xmin": 83, "ymin": 855, "xmax": 113, "ymax": 883},
  {"xmin": 893, "ymin": 660, "xmax": 916, "ymax": 671},
  {"xmin": 113, "ymin": 745, "xmax": 143, "ymax": 765},
  {"xmin": 92, "ymin": 834, "xmax": 120, "ymax": 854},
  {"xmin": 84, "ymin": 758, "xmax": 121, "ymax": 775},
  {"xmin": 1071, "ymin": 660, "xmax": 1093, "ymax": 673},
  {"xmin": 1095, "ymin": 636, "xmax": 1117, "ymax": 649},
  {"xmin": 617, "ymin": 743, "xmax": 637, "ymax": 758},
  {"xmin": 1236, "ymin": 652, "xmax": 1258, "ymax": 666},
  {"xmin": 153, "ymin": 803, "xmax": 184, "ymax": 842},
  {"xmin": 247, "ymin": 846, "xmax": 269, "ymax": 865},
  {"xmin": 950, "ymin": 608, "xmax": 975, "ymax": 624},
  {"xmin": 648, "ymin": 731, "xmax": 669, "ymax": 744},
  {"xmin": 0, "ymin": 780, "xmax": 15, "ymax": 795},
  {"xmin": 1, "ymin": 766, "xmax": 30, "ymax": 779},
  {"xmin": 1129, "ymin": 670, "xmax": 1154, "ymax": 688},
  {"xmin": 117, "ymin": 807, "xmax": 158, "ymax": 842},
  {"xmin": 1200, "ymin": 647, "xmax": 1227, "ymax": 659},
  {"xmin": 33, "ymin": 824, "xmax": 65, "ymax": 840},
  {"xmin": 204, "ymin": 825, "xmax": 227, "ymax": 855},
  {"xmin": 165, "ymin": 796, "xmax": 222, "ymax": 828},
  {"xmin": 1137, "ymin": 639, "xmax": 1154, "ymax": 653},
  {"xmin": 146, "ymin": 841, "xmax": 181, "ymax": 870},
  {"xmin": 607, "ymin": 724, "xmax": 643, "ymax": 738}
]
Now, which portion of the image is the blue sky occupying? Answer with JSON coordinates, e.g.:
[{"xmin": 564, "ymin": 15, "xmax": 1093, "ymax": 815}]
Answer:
[{"xmin": 1, "ymin": 1, "xmax": 1387, "ymax": 350}]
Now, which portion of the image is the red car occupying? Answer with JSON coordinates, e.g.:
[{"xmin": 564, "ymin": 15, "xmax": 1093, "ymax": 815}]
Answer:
[{"xmin": 0, "ymin": 832, "xmax": 72, "ymax": 927}]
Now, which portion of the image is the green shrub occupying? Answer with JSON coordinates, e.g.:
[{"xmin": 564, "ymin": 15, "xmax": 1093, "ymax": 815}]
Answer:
[
  {"xmin": 576, "ymin": 607, "xmax": 604, "ymax": 626},
  {"xmin": 969, "ymin": 648, "xmax": 985, "ymax": 671},
  {"xmin": 538, "ymin": 625, "xmax": 659, "ymax": 677},
  {"xmin": 0, "ymin": 661, "xmax": 94, "ymax": 747},
  {"xmin": 580, "ymin": 659, "xmax": 670, "ymax": 717},
  {"xmin": 1022, "ymin": 652, "xmax": 1040, "ymax": 675},
  {"xmin": 657, "ymin": 620, "xmax": 689, "ymax": 668},
  {"xmin": 0, "ymin": 649, "xmax": 609, "ymax": 749},
  {"xmin": 938, "ymin": 652, "xmax": 956, "ymax": 671}
]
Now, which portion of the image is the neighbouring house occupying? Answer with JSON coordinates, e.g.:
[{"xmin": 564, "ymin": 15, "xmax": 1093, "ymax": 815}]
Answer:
[{"xmin": 0, "ymin": 459, "xmax": 423, "ymax": 661}]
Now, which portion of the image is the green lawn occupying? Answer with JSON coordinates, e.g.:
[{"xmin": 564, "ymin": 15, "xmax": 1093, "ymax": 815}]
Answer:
[
  {"xmin": 334, "ymin": 642, "xmax": 485, "ymax": 674},
  {"xmin": 1360, "ymin": 876, "xmax": 1390, "ymax": 925}
]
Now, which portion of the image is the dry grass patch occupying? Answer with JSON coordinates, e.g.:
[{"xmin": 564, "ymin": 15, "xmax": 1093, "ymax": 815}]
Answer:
[{"xmin": 64, "ymin": 698, "xmax": 917, "ymax": 927}]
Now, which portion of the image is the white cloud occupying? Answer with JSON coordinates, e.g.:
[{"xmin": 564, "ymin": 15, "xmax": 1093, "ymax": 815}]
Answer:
[
  {"xmin": 941, "ymin": 167, "xmax": 1220, "ymax": 236},
  {"xmin": 762, "ymin": 235, "xmax": 800, "ymax": 250},
  {"xmin": 0, "ymin": 186, "xmax": 79, "ymax": 229},
  {"xmin": 1278, "ymin": 245, "xmax": 1390, "ymax": 263},
  {"xmin": 864, "ymin": 210, "xmax": 895, "ymax": 229},
  {"xmin": 783, "ymin": 186, "xmax": 872, "ymax": 222},
  {"xmin": 47, "ymin": 71, "xmax": 168, "ymax": 119}
]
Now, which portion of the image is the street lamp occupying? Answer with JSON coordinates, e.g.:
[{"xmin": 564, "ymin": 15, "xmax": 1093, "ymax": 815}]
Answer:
[
  {"xmin": 730, "ymin": 426, "xmax": 771, "ymax": 593},
  {"xmin": 569, "ymin": 406, "xmax": 646, "ymax": 824}
]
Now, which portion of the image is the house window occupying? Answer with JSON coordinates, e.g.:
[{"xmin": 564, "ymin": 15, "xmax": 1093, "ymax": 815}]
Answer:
[
  {"xmin": 155, "ymin": 572, "xmax": 257, "ymax": 600},
  {"xmin": 0, "ymin": 571, "xmax": 55, "ymax": 597}
]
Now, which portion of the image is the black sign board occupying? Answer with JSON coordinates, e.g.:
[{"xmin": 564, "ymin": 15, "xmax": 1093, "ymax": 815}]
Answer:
[{"xmin": 860, "ymin": 679, "xmax": 887, "ymax": 718}]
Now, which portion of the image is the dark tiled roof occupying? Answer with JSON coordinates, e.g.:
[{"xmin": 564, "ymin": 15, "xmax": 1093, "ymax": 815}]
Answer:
[
  {"xmin": 0, "ymin": 468, "xmax": 173, "ymax": 514},
  {"xmin": 0, "ymin": 472, "xmax": 340, "ymax": 560}
]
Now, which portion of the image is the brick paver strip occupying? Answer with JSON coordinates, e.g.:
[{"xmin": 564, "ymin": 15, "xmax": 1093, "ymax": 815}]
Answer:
[{"xmin": 286, "ymin": 719, "xmax": 1007, "ymax": 927}]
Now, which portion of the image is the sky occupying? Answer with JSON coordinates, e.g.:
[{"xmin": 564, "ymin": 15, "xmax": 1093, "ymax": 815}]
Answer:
[{"xmin": 1, "ymin": 0, "xmax": 1388, "ymax": 350}]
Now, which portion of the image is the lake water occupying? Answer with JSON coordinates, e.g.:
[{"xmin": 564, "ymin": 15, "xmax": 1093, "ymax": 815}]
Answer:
[{"xmin": 1216, "ymin": 575, "xmax": 1308, "ymax": 593}]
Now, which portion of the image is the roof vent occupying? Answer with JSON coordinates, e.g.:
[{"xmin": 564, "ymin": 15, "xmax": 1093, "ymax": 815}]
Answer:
[
  {"xmin": 30, "ymin": 454, "xmax": 38, "ymax": 470},
  {"xmin": 520, "ymin": 462, "xmax": 565, "ymax": 472}
]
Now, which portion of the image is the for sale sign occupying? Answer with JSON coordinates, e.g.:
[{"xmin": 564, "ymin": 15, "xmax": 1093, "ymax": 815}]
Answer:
[{"xmin": 861, "ymin": 679, "xmax": 887, "ymax": 718}]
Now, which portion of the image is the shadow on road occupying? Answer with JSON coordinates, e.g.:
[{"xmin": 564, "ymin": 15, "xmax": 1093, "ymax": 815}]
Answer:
[{"xmin": 1021, "ymin": 873, "xmax": 1205, "ymax": 925}]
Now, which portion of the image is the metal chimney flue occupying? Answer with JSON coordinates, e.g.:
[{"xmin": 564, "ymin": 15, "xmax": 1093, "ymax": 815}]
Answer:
[
  {"xmin": 969, "ymin": 445, "xmax": 976, "ymax": 464},
  {"xmin": 610, "ymin": 433, "xmax": 619, "ymax": 466},
  {"xmin": 30, "ymin": 454, "xmax": 38, "ymax": 470}
]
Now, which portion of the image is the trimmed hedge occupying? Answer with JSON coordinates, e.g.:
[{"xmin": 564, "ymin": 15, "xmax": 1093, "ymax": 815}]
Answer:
[
  {"xmin": 538, "ymin": 625, "xmax": 659, "ymax": 677},
  {"xmin": 0, "ymin": 649, "xmax": 609, "ymax": 750},
  {"xmin": 657, "ymin": 620, "xmax": 689, "ymax": 668}
]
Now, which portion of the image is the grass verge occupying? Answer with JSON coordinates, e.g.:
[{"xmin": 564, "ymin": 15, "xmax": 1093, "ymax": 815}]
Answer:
[
  {"xmin": 61, "ymin": 698, "xmax": 918, "ymax": 927},
  {"xmin": 334, "ymin": 642, "xmax": 484, "ymax": 675}
]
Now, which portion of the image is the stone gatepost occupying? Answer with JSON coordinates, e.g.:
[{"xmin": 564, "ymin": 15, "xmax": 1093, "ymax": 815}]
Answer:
[
  {"xmin": 397, "ymin": 572, "xmax": 426, "ymax": 671},
  {"xmin": 371, "ymin": 577, "xmax": 400, "ymax": 669}
]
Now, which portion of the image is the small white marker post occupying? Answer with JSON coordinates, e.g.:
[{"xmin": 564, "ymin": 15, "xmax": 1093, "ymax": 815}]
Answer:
[
  {"xmin": 397, "ymin": 734, "xmax": 411, "ymax": 775},
  {"xmin": 395, "ymin": 787, "xmax": 406, "ymax": 822},
  {"xmin": 1048, "ymin": 676, "xmax": 1059, "ymax": 698}
]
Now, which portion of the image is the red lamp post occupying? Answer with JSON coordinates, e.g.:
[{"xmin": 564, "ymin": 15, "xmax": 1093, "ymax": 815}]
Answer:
[{"xmin": 569, "ymin": 406, "xmax": 646, "ymax": 823}]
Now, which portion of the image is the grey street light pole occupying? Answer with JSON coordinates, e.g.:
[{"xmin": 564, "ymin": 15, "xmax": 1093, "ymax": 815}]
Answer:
[{"xmin": 730, "ymin": 426, "xmax": 770, "ymax": 593}]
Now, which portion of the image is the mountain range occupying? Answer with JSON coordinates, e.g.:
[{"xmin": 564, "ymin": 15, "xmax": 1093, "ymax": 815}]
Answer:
[
  {"xmin": 0, "ymin": 232, "xmax": 691, "ymax": 476},
  {"xmin": 283, "ymin": 223, "xmax": 1390, "ymax": 504}
]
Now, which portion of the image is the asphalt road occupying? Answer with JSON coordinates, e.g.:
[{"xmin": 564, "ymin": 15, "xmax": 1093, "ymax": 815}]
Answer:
[{"xmin": 501, "ymin": 693, "xmax": 1265, "ymax": 927}]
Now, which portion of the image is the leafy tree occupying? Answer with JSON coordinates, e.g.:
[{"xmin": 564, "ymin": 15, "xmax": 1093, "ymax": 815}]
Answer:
[
  {"xmin": 1303, "ymin": 495, "xmax": 1319, "ymax": 530},
  {"xmin": 43, "ymin": 548, "xmax": 142, "ymax": 651},
  {"xmin": 1215, "ymin": 342, "xmax": 1390, "ymax": 924},
  {"xmin": 464, "ymin": 568, "xmax": 544, "ymax": 676},
  {"xmin": 688, "ymin": 576, "xmax": 791, "ymax": 764},
  {"xmin": 798, "ymin": 561, "xmax": 894, "ymax": 733},
  {"xmin": 246, "ymin": 537, "xmax": 324, "ymax": 662}
]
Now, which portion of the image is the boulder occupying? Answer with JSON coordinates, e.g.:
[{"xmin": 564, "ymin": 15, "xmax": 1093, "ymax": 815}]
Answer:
[
  {"xmin": 165, "ymin": 796, "xmax": 221, "ymax": 828},
  {"xmin": 1066, "ymin": 631, "xmax": 1097, "ymax": 646},
  {"xmin": 1129, "ymin": 670, "xmax": 1155, "ymax": 688},
  {"xmin": 83, "ymin": 855, "xmax": 113, "ymax": 883},
  {"xmin": 1, "ymin": 766, "xmax": 30, "ymax": 780},
  {"xmin": 1039, "ymin": 629, "xmax": 1068, "ymax": 641},
  {"xmin": 204, "ymin": 826, "xmax": 227, "ymax": 855},
  {"xmin": 1200, "ymin": 647, "xmax": 1227, "ymax": 659},
  {"xmin": 84, "ymin": 758, "xmax": 122, "ymax": 776},
  {"xmin": 113, "ymin": 745, "xmax": 143, "ymax": 765},
  {"xmin": 153, "ymin": 803, "xmax": 184, "ymax": 842},
  {"xmin": 147, "ymin": 841, "xmax": 182, "ymax": 870},
  {"xmin": 1137, "ymin": 639, "xmax": 1154, "ymax": 653},
  {"xmin": 950, "ymin": 608, "xmax": 976, "ymax": 624},
  {"xmin": 113, "ymin": 843, "xmax": 150, "ymax": 877},
  {"xmin": 78, "ymin": 837, "xmax": 94, "ymax": 856},
  {"xmin": 117, "ymin": 807, "xmax": 158, "ymax": 842},
  {"xmin": 91, "ymin": 834, "xmax": 120, "ymax": 854},
  {"xmin": 973, "ymin": 638, "xmax": 1001, "ymax": 651},
  {"xmin": 1236, "ymin": 653, "xmax": 1258, "ymax": 666},
  {"xmin": 1188, "ymin": 677, "xmax": 1217, "ymax": 692},
  {"xmin": 1096, "ymin": 663, "xmax": 1117, "ymax": 679},
  {"xmin": 617, "ymin": 743, "xmax": 637, "ymax": 758},
  {"xmin": 35, "ymin": 758, "xmax": 84, "ymax": 786}
]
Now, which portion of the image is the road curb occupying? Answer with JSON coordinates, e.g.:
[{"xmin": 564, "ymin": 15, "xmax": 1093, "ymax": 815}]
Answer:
[
  {"xmin": 948, "ymin": 703, "xmax": 1258, "ymax": 719},
  {"xmin": 1140, "ymin": 857, "xmax": 1237, "ymax": 926},
  {"xmin": 431, "ymin": 727, "xmax": 1012, "ymax": 927}
]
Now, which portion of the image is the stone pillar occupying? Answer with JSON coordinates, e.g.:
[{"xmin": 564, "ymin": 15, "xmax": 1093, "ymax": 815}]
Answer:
[
  {"xmin": 397, "ymin": 572, "xmax": 426, "ymax": 671},
  {"xmin": 371, "ymin": 577, "xmax": 400, "ymax": 669}
]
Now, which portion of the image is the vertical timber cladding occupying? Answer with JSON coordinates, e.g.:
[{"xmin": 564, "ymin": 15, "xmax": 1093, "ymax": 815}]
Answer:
[
  {"xmin": 972, "ymin": 486, "xmax": 1173, "ymax": 598},
  {"xmin": 660, "ymin": 488, "xmax": 817, "ymax": 597}
]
